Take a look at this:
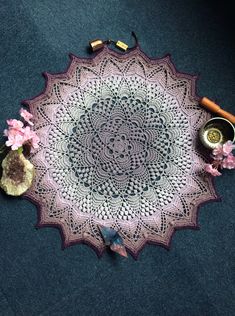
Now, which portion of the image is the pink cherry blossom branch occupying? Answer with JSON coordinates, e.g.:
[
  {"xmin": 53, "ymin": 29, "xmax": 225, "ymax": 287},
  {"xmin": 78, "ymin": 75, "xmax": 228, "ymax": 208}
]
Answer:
[
  {"xmin": 3, "ymin": 108, "xmax": 39, "ymax": 152},
  {"xmin": 205, "ymin": 140, "xmax": 235, "ymax": 176}
]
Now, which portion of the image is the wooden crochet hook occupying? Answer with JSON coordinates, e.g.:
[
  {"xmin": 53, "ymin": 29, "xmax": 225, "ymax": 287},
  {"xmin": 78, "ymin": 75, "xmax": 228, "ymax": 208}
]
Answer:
[{"xmin": 200, "ymin": 97, "xmax": 235, "ymax": 124}]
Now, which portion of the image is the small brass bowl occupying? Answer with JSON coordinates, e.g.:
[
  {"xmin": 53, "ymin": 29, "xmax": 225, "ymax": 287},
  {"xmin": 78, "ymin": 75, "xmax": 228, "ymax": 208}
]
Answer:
[{"xmin": 199, "ymin": 117, "xmax": 235, "ymax": 149}]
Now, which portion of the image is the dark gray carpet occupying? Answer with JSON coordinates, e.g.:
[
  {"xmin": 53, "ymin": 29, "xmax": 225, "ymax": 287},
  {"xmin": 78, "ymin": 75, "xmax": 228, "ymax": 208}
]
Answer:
[{"xmin": 0, "ymin": 1, "xmax": 234, "ymax": 315}]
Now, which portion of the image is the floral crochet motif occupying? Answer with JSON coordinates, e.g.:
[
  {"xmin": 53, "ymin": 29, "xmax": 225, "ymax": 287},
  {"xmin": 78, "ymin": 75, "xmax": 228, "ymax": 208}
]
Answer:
[{"xmin": 23, "ymin": 46, "xmax": 219, "ymax": 258}]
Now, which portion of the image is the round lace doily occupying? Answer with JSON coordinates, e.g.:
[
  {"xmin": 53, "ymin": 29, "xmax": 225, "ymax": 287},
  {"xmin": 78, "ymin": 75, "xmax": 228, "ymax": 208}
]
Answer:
[{"xmin": 23, "ymin": 46, "xmax": 219, "ymax": 257}]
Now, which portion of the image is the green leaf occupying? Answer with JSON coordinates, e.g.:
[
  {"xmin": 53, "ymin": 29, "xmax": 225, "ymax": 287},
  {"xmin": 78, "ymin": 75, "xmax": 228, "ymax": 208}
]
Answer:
[{"xmin": 17, "ymin": 147, "xmax": 23, "ymax": 154}]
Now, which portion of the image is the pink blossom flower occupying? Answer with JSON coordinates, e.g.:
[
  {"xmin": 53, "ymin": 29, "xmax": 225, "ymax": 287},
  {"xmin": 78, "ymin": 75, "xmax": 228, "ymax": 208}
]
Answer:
[
  {"xmin": 221, "ymin": 153, "xmax": 235, "ymax": 169},
  {"xmin": 22, "ymin": 126, "xmax": 33, "ymax": 142},
  {"xmin": 3, "ymin": 129, "xmax": 9, "ymax": 137},
  {"xmin": 6, "ymin": 119, "xmax": 24, "ymax": 130},
  {"xmin": 31, "ymin": 133, "xmax": 40, "ymax": 149},
  {"xmin": 204, "ymin": 164, "xmax": 222, "ymax": 176},
  {"xmin": 7, "ymin": 127, "xmax": 23, "ymax": 138},
  {"xmin": 222, "ymin": 140, "xmax": 235, "ymax": 156},
  {"xmin": 5, "ymin": 132, "xmax": 25, "ymax": 150},
  {"xmin": 20, "ymin": 108, "xmax": 34, "ymax": 126},
  {"xmin": 4, "ymin": 119, "xmax": 40, "ymax": 151},
  {"xmin": 213, "ymin": 140, "xmax": 235, "ymax": 160},
  {"xmin": 5, "ymin": 126, "xmax": 25, "ymax": 150},
  {"xmin": 21, "ymin": 126, "xmax": 40, "ymax": 149},
  {"xmin": 212, "ymin": 144, "xmax": 224, "ymax": 160}
]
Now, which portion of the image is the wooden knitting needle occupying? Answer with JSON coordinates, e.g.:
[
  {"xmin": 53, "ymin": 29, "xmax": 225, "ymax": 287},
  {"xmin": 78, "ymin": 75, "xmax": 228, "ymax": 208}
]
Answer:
[{"xmin": 199, "ymin": 97, "xmax": 235, "ymax": 124}]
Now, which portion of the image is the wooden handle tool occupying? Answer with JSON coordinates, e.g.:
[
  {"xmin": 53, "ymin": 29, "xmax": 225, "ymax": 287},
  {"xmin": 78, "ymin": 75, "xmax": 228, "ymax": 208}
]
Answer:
[{"xmin": 200, "ymin": 97, "xmax": 235, "ymax": 124}]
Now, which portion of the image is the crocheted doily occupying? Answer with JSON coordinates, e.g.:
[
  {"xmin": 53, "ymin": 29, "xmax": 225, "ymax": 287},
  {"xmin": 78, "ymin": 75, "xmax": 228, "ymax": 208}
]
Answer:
[{"xmin": 23, "ymin": 46, "xmax": 218, "ymax": 258}]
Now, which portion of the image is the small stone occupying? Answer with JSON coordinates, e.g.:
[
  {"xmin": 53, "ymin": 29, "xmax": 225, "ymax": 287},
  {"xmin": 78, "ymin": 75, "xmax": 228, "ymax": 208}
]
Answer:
[{"xmin": 0, "ymin": 150, "xmax": 35, "ymax": 196}]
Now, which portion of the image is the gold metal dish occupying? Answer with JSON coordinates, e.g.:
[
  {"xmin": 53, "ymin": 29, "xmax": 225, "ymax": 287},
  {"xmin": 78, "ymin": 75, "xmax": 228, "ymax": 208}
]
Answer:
[{"xmin": 199, "ymin": 117, "xmax": 235, "ymax": 149}]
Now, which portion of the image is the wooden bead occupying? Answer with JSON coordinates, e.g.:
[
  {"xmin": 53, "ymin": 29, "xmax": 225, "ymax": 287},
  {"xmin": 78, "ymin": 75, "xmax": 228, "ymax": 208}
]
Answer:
[
  {"xmin": 116, "ymin": 41, "xmax": 128, "ymax": 51},
  {"xmin": 89, "ymin": 39, "xmax": 104, "ymax": 52}
]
